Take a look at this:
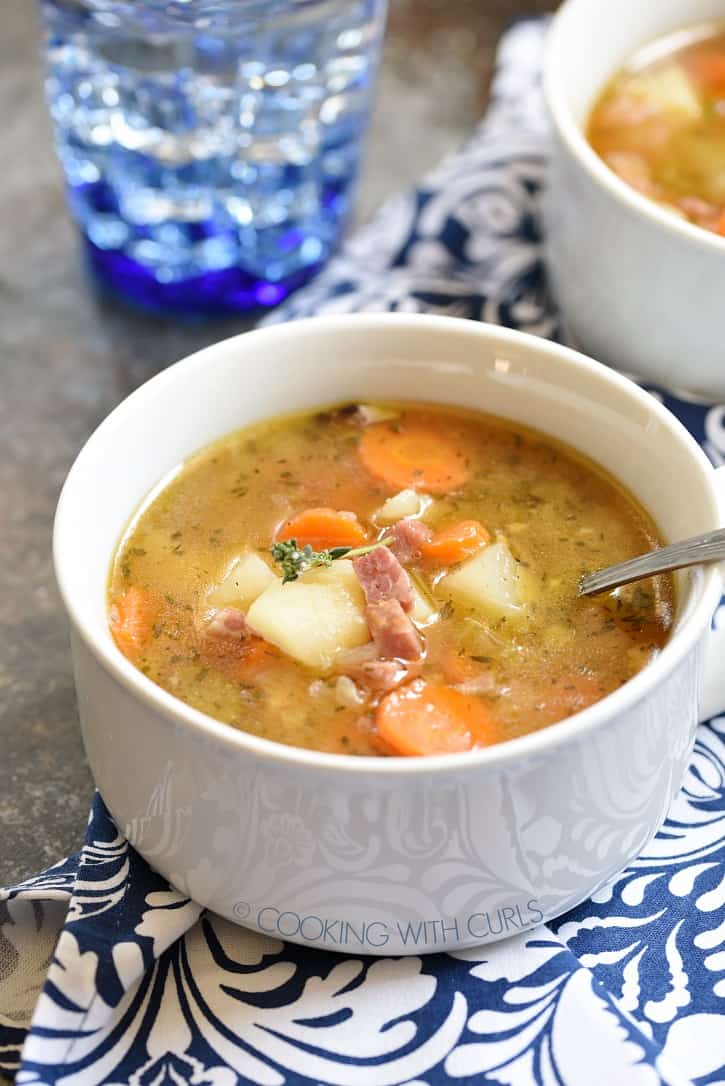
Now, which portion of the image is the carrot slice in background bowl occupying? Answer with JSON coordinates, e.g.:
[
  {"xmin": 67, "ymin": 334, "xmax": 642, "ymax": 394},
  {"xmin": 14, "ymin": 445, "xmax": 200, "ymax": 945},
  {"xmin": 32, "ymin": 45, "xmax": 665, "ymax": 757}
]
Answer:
[
  {"xmin": 358, "ymin": 420, "xmax": 470, "ymax": 494},
  {"xmin": 684, "ymin": 50, "xmax": 725, "ymax": 96},
  {"xmin": 276, "ymin": 507, "xmax": 367, "ymax": 551},
  {"xmin": 375, "ymin": 677, "xmax": 500, "ymax": 756}
]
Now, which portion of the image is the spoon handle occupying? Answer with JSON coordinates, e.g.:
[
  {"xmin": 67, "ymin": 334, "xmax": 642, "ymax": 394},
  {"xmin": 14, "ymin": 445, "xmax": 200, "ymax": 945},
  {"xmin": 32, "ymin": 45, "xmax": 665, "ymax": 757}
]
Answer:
[{"xmin": 578, "ymin": 528, "xmax": 725, "ymax": 597}]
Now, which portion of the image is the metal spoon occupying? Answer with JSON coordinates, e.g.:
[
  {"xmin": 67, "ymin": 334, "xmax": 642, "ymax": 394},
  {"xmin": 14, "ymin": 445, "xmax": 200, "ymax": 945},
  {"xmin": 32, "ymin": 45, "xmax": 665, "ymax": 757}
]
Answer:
[{"xmin": 578, "ymin": 528, "xmax": 725, "ymax": 597}]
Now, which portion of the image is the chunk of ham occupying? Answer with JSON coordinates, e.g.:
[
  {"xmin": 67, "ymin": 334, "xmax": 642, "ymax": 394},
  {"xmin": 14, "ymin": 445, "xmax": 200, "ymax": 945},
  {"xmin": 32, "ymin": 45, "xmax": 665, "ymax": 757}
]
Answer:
[
  {"xmin": 334, "ymin": 643, "xmax": 420, "ymax": 693},
  {"xmin": 356, "ymin": 658, "xmax": 421, "ymax": 692},
  {"xmin": 388, "ymin": 518, "xmax": 433, "ymax": 563},
  {"xmin": 204, "ymin": 607, "xmax": 255, "ymax": 640},
  {"xmin": 365, "ymin": 599, "xmax": 422, "ymax": 661},
  {"xmin": 353, "ymin": 546, "xmax": 414, "ymax": 613}
]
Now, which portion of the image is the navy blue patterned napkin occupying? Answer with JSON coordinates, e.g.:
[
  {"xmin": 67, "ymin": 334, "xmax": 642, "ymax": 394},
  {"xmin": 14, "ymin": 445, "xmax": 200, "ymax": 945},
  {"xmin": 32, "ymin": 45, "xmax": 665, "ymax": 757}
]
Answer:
[{"xmin": 2, "ymin": 20, "xmax": 725, "ymax": 1086}]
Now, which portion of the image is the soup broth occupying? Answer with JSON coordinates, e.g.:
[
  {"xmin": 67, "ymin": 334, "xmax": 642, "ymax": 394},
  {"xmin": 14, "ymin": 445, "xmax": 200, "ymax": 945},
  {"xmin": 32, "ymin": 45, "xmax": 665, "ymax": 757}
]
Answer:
[
  {"xmin": 109, "ymin": 402, "xmax": 673, "ymax": 757},
  {"xmin": 588, "ymin": 23, "xmax": 725, "ymax": 235}
]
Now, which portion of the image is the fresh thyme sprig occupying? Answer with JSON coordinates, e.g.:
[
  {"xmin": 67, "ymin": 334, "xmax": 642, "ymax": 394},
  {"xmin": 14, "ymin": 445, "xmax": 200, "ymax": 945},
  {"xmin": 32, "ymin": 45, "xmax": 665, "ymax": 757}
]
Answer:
[{"xmin": 270, "ymin": 536, "xmax": 393, "ymax": 583}]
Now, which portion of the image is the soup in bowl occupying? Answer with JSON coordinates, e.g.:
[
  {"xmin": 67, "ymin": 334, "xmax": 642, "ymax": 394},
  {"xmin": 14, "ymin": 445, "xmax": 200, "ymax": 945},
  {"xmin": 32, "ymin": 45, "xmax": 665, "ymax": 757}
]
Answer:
[
  {"xmin": 109, "ymin": 400, "xmax": 674, "ymax": 757},
  {"xmin": 544, "ymin": 0, "xmax": 725, "ymax": 396},
  {"xmin": 588, "ymin": 22, "xmax": 725, "ymax": 235},
  {"xmin": 53, "ymin": 315, "xmax": 725, "ymax": 954}
]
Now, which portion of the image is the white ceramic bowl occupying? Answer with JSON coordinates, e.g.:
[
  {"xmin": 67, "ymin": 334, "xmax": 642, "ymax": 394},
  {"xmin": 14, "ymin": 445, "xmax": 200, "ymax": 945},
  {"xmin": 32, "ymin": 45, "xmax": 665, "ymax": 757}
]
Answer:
[
  {"xmin": 544, "ymin": 0, "xmax": 725, "ymax": 397},
  {"xmin": 53, "ymin": 314, "xmax": 725, "ymax": 955}
]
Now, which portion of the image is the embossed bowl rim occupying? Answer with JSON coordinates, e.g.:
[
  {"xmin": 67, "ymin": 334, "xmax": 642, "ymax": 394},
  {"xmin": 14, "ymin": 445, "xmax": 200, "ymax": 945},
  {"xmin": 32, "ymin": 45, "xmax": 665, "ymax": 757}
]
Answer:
[{"xmin": 54, "ymin": 314, "xmax": 724, "ymax": 777}]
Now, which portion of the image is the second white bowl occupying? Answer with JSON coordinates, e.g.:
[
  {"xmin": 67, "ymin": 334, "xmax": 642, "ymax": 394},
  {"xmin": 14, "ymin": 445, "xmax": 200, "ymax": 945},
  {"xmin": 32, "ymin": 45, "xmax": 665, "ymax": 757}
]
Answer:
[{"xmin": 544, "ymin": 0, "xmax": 725, "ymax": 397}]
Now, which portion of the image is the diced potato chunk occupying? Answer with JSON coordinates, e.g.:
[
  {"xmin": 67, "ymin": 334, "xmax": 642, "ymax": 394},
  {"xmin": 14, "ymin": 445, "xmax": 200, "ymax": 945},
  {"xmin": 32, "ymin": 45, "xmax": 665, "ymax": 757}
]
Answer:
[
  {"xmin": 409, "ymin": 575, "xmax": 438, "ymax": 628},
  {"xmin": 206, "ymin": 551, "xmax": 277, "ymax": 611},
  {"xmin": 335, "ymin": 674, "xmax": 366, "ymax": 708},
  {"xmin": 301, "ymin": 559, "xmax": 365, "ymax": 603},
  {"xmin": 356, "ymin": 404, "xmax": 400, "ymax": 424},
  {"xmin": 620, "ymin": 65, "xmax": 702, "ymax": 121},
  {"xmin": 375, "ymin": 489, "xmax": 432, "ymax": 525},
  {"xmin": 247, "ymin": 560, "xmax": 369, "ymax": 671},
  {"xmin": 439, "ymin": 541, "xmax": 526, "ymax": 621}
]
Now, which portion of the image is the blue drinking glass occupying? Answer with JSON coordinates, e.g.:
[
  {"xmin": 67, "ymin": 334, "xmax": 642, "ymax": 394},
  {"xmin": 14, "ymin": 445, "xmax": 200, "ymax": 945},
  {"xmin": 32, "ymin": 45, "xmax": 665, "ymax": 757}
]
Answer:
[{"xmin": 37, "ymin": 0, "xmax": 388, "ymax": 314}]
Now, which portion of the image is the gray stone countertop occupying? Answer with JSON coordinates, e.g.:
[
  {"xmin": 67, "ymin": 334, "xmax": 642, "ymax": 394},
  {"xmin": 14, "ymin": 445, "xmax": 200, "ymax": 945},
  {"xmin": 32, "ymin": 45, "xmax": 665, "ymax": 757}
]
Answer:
[{"xmin": 0, "ymin": 0, "xmax": 555, "ymax": 885}]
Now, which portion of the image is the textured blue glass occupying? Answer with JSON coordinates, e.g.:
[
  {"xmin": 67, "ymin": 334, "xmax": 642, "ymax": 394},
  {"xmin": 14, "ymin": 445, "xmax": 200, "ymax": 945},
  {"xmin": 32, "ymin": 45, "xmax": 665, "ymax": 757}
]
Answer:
[{"xmin": 38, "ymin": 0, "xmax": 387, "ymax": 313}]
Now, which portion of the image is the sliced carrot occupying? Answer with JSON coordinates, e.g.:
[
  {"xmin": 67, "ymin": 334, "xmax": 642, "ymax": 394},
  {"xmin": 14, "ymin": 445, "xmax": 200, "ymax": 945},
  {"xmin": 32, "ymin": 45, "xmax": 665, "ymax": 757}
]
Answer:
[
  {"xmin": 420, "ymin": 519, "xmax": 490, "ymax": 565},
  {"xmin": 375, "ymin": 678, "xmax": 499, "ymax": 756},
  {"xmin": 716, "ymin": 210, "xmax": 725, "ymax": 237},
  {"xmin": 109, "ymin": 586, "xmax": 155, "ymax": 660},
  {"xmin": 369, "ymin": 731, "xmax": 400, "ymax": 757},
  {"xmin": 275, "ymin": 507, "xmax": 367, "ymax": 551},
  {"xmin": 685, "ymin": 52, "xmax": 725, "ymax": 96},
  {"xmin": 238, "ymin": 638, "xmax": 280, "ymax": 677},
  {"xmin": 358, "ymin": 421, "xmax": 470, "ymax": 494}
]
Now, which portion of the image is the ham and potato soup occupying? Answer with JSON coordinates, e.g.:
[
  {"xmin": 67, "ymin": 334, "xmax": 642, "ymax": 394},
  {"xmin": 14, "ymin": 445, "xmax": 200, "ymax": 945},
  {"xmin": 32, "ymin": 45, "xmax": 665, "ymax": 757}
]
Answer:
[
  {"xmin": 588, "ymin": 23, "xmax": 725, "ymax": 235},
  {"xmin": 109, "ymin": 403, "xmax": 673, "ymax": 757}
]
